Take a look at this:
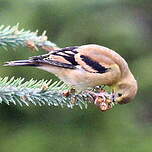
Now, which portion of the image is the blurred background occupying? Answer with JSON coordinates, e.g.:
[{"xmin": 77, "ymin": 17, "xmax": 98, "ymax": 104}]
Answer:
[{"xmin": 0, "ymin": 0, "xmax": 152, "ymax": 152}]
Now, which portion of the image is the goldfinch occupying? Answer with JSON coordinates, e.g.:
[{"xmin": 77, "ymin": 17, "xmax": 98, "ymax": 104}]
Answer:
[{"xmin": 5, "ymin": 44, "xmax": 138, "ymax": 104}]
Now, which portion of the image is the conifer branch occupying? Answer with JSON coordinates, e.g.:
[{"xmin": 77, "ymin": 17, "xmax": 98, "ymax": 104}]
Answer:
[
  {"xmin": 0, "ymin": 77, "xmax": 91, "ymax": 109},
  {"xmin": 0, "ymin": 24, "xmax": 58, "ymax": 51}
]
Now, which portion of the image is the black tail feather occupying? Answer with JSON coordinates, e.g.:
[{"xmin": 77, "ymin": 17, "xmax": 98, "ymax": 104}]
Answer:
[
  {"xmin": 4, "ymin": 59, "xmax": 76, "ymax": 69},
  {"xmin": 4, "ymin": 60, "xmax": 40, "ymax": 66}
]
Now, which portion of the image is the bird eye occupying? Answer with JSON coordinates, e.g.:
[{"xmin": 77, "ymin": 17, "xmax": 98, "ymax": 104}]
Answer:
[{"xmin": 118, "ymin": 93, "xmax": 122, "ymax": 97}]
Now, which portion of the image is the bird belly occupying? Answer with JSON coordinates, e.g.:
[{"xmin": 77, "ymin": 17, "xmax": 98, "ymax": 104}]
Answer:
[
  {"xmin": 56, "ymin": 68, "xmax": 118, "ymax": 90},
  {"xmin": 38, "ymin": 65, "xmax": 120, "ymax": 90}
]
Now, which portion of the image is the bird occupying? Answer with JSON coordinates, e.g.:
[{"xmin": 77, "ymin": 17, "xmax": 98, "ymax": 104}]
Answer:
[{"xmin": 5, "ymin": 44, "xmax": 138, "ymax": 104}]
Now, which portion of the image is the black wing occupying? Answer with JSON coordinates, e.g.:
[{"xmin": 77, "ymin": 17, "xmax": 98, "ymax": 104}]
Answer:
[
  {"xmin": 31, "ymin": 46, "xmax": 79, "ymax": 69},
  {"xmin": 80, "ymin": 55, "xmax": 109, "ymax": 73},
  {"xmin": 31, "ymin": 46, "xmax": 108, "ymax": 73}
]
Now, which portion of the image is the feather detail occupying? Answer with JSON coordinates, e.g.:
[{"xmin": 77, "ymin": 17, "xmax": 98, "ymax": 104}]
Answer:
[
  {"xmin": 80, "ymin": 55, "xmax": 109, "ymax": 73},
  {"xmin": 4, "ymin": 60, "xmax": 39, "ymax": 66}
]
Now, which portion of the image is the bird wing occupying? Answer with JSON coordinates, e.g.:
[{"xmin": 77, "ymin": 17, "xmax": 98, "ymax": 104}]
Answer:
[
  {"xmin": 31, "ymin": 46, "xmax": 110, "ymax": 74},
  {"xmin": 31, "ymin": 46, "xmax": 79, "ymax": 69},
  {"xmin": 74, "ymin": 45, "xmax": 113, "ymax": 73}
]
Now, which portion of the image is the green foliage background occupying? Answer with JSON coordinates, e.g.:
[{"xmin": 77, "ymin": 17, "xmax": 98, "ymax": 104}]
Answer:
[{"xmin": 0, "ymin": 0, "xmax": 152, "ymax": 152}]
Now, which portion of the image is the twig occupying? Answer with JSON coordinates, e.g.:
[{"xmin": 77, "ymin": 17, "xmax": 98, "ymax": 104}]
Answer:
[
  {"xmin": 0, "ymin": 24, "xmax": 58, "ymax": 51},
  {"xmin": 0, "ymin": 77, "xmax": 92, "ymax": 109}
]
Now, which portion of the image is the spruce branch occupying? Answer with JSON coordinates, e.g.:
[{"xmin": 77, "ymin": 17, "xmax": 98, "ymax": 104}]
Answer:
[
  {"xmin": 0, "ymin": 77, "xmax": 91, "ymax": 109},
  {"xmin": 0, "ymin": 24, "xmax": 58, "ymax": 51}
]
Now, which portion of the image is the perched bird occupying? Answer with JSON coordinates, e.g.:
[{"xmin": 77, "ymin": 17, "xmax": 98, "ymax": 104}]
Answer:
[{"xmin": 5, "ymin": 44, "xmax": 138, "ymax": 104}]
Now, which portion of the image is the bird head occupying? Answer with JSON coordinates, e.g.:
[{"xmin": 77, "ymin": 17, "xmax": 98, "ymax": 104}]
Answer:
[{"xmin": 114, "ymin": 73, "xmax": 138, "ymax": 104}]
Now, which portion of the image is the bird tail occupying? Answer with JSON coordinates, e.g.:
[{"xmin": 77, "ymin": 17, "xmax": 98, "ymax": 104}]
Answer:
[{"xmin": 4, "ymin": 60, "xmax": 40, "ymax": 66}]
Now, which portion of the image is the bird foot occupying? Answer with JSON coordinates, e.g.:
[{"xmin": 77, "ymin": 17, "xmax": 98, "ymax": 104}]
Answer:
[{"xmin": 86, "ymin": 89, "xmax": 115, "ymax": 112}]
